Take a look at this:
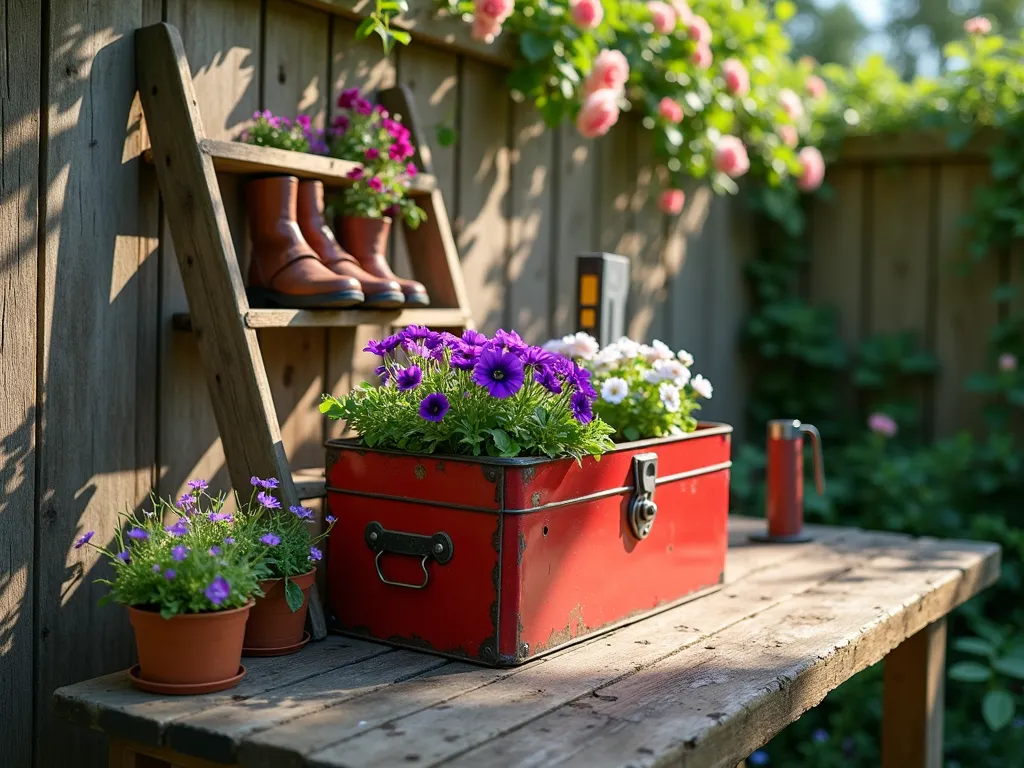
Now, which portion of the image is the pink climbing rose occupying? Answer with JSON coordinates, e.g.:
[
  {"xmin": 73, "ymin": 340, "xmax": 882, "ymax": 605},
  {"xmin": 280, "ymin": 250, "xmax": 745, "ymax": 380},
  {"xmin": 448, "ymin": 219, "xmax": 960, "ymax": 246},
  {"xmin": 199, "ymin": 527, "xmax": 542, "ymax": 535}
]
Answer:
[
  {"xmin": 868, "ymin": 412, "xmax": 898, "ymax": 438},
  {"xmin": 999, "ymin": 353, "xmax": 1018, "ymax": 372},
  {"xmin": 714, "ymin": 136, "xmax": 749, "ymax": 178},
  {"xmin": 570, "ymin": 0, "xmax": 603, "ymax": 29},
  {"xmin": 471, "ymin": 15, "xmax": 503, "ymax": 43},
  {"xmin": 658, "ymin": 97, "xmax": 683, "ymax": 123},
  {"xmin": 687, "ymin": 15, "xmax": 712, "ymax": 45},
  {"xmin": 779, "ymin": 88, "xmax": 804, "ymax": 121},
  {"xmin": 779, "ymin": 125, "xmax": 799, "ymax": 148},
  {"xmin": 806, "ymin": 75, "xmax": 827, "ymax": 100},
  {"xmin": 691, "ymin": 43, "xmax": 713, "ymax": 70},
  {"xmin": 964, "ymin": 16, "xmax": 992, "ymax": 35},
  {"xmin": 722, "ymin": 58, "xmax": 750, "ymax": 96},
  {"xmin": 671, "ymin": 0, "xmax": 693, "ymax": 24},
  {"xmin": 475, "ymin": 0, "xmax": 513, "ymax": 22},
  {"xmin": 584, "ymin": 49, "xmax": 630, "ymax": 95},
  {"xmin": 576, "ymin": 89, "xmax": 621, "ymax": 139},
  {"xmin": 659, "ymin": 188, "xmax": 685, "ymax": 215},
  {"xmin": 648, "ymin": 1, "xmax": 676, "ymax": 34},
  {"xmin": 797, "ymin": 147, "xmax": 825, "ymax": 192}
]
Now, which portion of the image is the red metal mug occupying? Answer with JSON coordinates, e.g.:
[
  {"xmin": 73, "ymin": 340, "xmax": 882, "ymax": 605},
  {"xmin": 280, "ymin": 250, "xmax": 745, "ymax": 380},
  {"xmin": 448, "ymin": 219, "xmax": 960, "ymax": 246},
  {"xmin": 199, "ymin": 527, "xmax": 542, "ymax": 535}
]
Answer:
[{"xmin": 751, "ymin": 419, "xmax": 825, "ymax": 543}]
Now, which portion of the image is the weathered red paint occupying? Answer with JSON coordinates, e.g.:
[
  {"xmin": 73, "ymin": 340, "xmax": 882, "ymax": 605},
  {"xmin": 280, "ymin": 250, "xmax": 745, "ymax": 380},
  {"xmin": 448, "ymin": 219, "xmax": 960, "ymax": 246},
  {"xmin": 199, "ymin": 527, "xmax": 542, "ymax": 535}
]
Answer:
[{"xmin": 326, "ymin": 423, "xmax": 731, "ymax": 666}]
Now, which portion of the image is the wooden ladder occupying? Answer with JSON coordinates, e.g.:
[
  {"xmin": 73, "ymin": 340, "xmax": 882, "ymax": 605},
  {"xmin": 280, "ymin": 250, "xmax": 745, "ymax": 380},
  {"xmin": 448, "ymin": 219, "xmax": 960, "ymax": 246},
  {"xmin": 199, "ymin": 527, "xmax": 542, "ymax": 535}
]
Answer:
[{"xmin": 135, "ymin": 22, "xmax": 473, "ymax": 637}]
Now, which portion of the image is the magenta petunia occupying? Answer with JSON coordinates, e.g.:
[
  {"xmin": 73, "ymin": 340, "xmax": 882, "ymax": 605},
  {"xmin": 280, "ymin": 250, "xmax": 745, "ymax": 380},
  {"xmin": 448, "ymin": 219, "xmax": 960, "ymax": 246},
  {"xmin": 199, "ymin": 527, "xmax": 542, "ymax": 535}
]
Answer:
[
  {"xmin": 347, "ymin": 166, "xmax": 364, "ymax": 180},
  {"xmin": 261, "ymin": 532, "xmax": 281, "ymax": 547},
  {"xmin": 472, "ymin": 348, "xmax": 525, "ymax": 398},
  {"xmin": 74, "ymin": 531, "xmax": 95, "ymax": 549},
  {"xmin": 296, "ymin": 114, "xmax": 312, "ymax": 129},
  {"xmin": 365, "ymin": 147, "xmax": 380, "ymax": 160},
  {"xmin": 205, "ymin": 575, "xmax": 231, "ymax": 606},
  {"xmin": 395, "ymin": 365, "xmax": 423, "ymax": 392},
  {"xmin": 354, "ymin": 98, "xmax": 373, "ymax": 116},
  {"xmin": 405, "ymin": 162, "xmax": 418, "ymax": 176},
  {"xmin": 419, "ymin": 393, "xmax": 451, "ymax": 422},
  {"xmin": 337, "ymin": 87, "xmax": 359, "ymax": 109},
  {"xmin": 368, "ymin": 176, "xmax": 384, "ymax": 192}
]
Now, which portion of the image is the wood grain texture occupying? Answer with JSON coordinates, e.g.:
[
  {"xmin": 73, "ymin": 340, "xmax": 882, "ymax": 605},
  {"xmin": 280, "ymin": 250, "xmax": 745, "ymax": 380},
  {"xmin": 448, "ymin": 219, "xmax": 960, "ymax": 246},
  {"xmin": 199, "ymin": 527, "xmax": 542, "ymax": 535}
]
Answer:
[
  {"xmin": 507, "ymin": 103, "xmax": 556, "ymax": 342},
  {"xmin": 54, "ymin": 520, "xmax": 999, "ymax": 768},
  {"xmin": 159, "ymin": 0, "xmax": 261, "ymax": 499},
  {"xmin": 933, "ymin": 164, "xmax": 998, "ymax": 436},
  {"xmin": 37, "ymin": 2, "xmax": 152, "ymax": 766},
  {"xmin": 628, "ymin": 129, "xmax": 666, "ymax": 342},
  {"xmin": 882, "ymin": 618, "xmax": 947, "ymax": 768},
  {"xmin": 455, "ymin": 58, "xmax": 511, "ymax": 335},
  {"xmin": 0, "ymin": 2, "xmax": 40, "ymax": 765}
]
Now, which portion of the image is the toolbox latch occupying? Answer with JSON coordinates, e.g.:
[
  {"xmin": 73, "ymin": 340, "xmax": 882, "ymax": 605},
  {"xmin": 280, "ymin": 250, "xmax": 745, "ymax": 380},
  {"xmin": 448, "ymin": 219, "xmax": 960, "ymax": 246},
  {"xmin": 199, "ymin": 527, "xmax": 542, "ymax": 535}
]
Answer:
[{"xmin": 628, "ymin": 452, "xmax": 659, "ymax": 540}]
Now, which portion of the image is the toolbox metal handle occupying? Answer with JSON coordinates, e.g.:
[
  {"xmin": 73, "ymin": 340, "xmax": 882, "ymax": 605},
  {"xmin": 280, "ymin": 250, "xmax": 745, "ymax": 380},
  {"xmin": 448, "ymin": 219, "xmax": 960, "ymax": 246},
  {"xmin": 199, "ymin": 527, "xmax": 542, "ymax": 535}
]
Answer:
[
  {"xmin": 364, "ymin": 521, "xmax": 454, "ymax": 590},
  {"xmin": 628, "ymin": 453, "xmax": 659, "ymax": 540}
]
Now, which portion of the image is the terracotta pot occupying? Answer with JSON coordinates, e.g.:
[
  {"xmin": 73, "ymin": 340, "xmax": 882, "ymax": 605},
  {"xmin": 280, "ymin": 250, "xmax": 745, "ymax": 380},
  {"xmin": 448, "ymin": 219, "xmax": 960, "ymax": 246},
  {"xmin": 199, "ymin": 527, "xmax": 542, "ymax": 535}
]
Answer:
[
  {"xmin": 128, "ymin": 601, "xmax": 251, "ymax": 685},
  {"xmin": 243, "ymin": 569, "xmax": 317, "ymax": 652}
]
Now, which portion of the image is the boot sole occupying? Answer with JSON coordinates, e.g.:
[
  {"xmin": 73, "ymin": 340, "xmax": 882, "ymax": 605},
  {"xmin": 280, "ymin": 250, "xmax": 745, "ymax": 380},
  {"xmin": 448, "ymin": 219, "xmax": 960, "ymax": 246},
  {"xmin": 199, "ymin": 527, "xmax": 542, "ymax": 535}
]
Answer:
[
  {"xmin": 249, "ymin": 288, "xmax": 366, "ymax": 309},
  {"xmin": 361, "ymin": 291, "xmax": 406, "ymax": 309},
  {"xmin": 403, "ymin": 293, "xmax": 430, "ymax": 307}
]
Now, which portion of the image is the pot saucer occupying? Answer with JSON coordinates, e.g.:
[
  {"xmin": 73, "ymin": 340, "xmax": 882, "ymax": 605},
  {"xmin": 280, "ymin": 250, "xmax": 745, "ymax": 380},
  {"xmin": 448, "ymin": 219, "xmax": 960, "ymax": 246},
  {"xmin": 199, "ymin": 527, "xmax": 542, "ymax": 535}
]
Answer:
[
  {"xmin": 243, "ymin": 631, "xmax": 311, "ymax": 658},
  {"xmin": 128, "ymin": 664, "xmax": 246, "ymax": 695}
]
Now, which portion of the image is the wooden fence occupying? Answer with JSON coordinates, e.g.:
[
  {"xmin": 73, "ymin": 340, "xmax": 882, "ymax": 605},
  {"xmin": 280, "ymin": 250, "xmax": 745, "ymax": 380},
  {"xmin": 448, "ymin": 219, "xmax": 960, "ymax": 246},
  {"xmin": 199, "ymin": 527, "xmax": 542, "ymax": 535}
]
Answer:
[{"xmin": 0, "ymin": 0, "xmax": 1015, "ymax": 766}]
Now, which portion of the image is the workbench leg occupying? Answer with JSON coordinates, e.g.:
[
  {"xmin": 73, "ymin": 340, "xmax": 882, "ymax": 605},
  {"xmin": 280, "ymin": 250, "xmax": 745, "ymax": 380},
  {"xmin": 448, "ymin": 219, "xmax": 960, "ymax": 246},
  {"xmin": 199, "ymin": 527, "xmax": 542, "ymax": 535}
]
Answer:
[
  {"xmin": 882, "ymin": 617, "xmax": 946, "ymax": 768},
  {"xmin": 109, "ymin": 738, "xmax": 236, "ymax": 768}
]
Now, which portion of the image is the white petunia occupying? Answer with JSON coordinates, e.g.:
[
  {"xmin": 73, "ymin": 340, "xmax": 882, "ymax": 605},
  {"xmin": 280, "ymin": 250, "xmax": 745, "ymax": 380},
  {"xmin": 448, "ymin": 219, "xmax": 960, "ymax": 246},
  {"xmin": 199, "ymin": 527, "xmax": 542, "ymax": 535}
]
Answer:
[
  {"xmin": 592, "ymin": 346, "xmax": 623, "ymax": 371},
  {"xmin": 614, "ymin": 337, "xmax": 642, "ymax": 359},
  {"xmin": 600, "ymin": 377, "xmax": 630, "ymax": 405},
  {"xmin": 691, "ymin": 374, "xmax": 713, "ymax": 399},
  {"xmin": 564, "ymin": 332, "xmax": 599, "ymax": 360},
  {"xmin": 659, "ymin": 382, "xmax": 681, "ymax": 413},
  {"xmin": 645, "ymin": 339, "xmax": 675, "ymax": 363},
  {"xmin": 542, "ymin": 338, "xmax": 567, "ymax": 355},
  {"xmin": 643, "ymin": 368, "xmax": 662, "ymax": 384},
  {"xmin": 653, "ymin": 359, "xmax": 691, "ymax": 387},
  {"xmin": 676, "ymin": 348, "xmax": 694, "ymax": 367}
]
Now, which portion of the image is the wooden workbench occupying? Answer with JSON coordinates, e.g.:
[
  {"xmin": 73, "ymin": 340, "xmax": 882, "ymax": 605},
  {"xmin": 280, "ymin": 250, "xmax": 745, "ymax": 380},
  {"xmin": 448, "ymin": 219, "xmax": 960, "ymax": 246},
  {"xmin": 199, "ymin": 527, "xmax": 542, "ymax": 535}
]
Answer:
[{"xmin": 53, "ymin": 517, "xmax": 1000, "ymax": 768}]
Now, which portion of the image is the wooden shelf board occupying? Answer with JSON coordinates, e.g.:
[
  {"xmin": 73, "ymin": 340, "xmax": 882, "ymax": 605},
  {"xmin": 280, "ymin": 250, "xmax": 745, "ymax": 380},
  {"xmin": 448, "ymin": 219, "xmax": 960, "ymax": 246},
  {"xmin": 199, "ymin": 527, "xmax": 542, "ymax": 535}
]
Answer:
[
  {"xmin": 172, "ymin": 307, "xmax": 469, "ymax": 331},
  {"xmin": 292, "ymin": 469, "xmax": 326, "ymax": 501},
  {"xmin": 144, "ymin": 139, "xmax": 436, "ymax": 196}
]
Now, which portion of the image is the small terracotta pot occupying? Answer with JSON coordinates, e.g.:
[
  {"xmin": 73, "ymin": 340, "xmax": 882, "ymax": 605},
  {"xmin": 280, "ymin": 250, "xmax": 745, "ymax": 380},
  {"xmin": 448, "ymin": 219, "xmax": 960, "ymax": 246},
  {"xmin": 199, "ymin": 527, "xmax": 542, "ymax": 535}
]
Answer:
[
  {"xmin": 128, "ymin": 601, "xmax": 251, "ymax": 685},
  {"xmin": 243, "ymin": 569, "xmax": 317, "ymax": 652}
]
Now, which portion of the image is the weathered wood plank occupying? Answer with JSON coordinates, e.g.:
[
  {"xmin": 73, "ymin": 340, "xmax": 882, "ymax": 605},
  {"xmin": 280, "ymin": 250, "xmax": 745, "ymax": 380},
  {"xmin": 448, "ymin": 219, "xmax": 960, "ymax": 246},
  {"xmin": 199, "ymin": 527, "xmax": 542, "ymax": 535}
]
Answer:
[
  {"xmin": 159, "ymin": 0, "xmax": 261, "ymax": 499},
  {"xmin": 837, "ymin": 130, "xmax": 999, "ymax": 164},
  {"xmin": 455, "ymin": 59, "xmax": 511, "ymax": 335},
  {"xmin": 882, "ymin": 618, "xmax": 947, "ymax": 768},
  {"xmin": 52, "ymin": 636, "xmax": 389, "ymax": 749},
  {"xmin": 167, "ymin": 650, "xmax": 448, "ymax": 763},
  {"xmin": 0, "ymin": 2, "xmax": 40, "ymax": 765},
  {"xmin": 507, "ymin": 103, "xmax": 556, "ymax": 342},
  {"xmin": 300, "ymin": 529, "xmax": 896, "ymax": 767},
  {"xmin": 37, "ymin": 1, "xmax": 152, "ymax": 765},
  {"xmin": 452, "ymin": 538, "xmax": 997, "ymax": 768},
  {"xmin": 598, "ymin": 118, "xmax": 637, "ymax": 265},
  {"xmin": 933, "ymin": 164, "xmax": 998, "ymax": 436},
  {"xmin": 628, "ymin": 129, "xmax": 666, "ymax": 342},
  {"xmin": 551, "ymin": 124, "xmax": 599, "ymax": 338}
]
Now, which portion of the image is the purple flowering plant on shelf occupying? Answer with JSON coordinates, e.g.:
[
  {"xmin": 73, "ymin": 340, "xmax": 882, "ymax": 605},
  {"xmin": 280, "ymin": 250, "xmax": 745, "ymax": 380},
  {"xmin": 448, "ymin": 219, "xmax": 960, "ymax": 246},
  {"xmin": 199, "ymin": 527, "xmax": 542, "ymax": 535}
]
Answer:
[
  {"xmin": 229, "ymin": 476, "xmax": 337, "ymax": 612},
  {"xmin": 318, "ymin": 326, "xmax": 616, "ymax": 461},
  {"xmin": 240, "ymin": 110, "xmax": 328, "ymax": 154},
  {"xmin": 329, "ymin": 88, "xmax": 427, "ymax": 229},
  {"xmin": 544, "ymin": 333, "xmax": 714, "ymax": 443},
  {"xmin": 73, "ymin": 482, "xmax": 261, "ymax": 619}
]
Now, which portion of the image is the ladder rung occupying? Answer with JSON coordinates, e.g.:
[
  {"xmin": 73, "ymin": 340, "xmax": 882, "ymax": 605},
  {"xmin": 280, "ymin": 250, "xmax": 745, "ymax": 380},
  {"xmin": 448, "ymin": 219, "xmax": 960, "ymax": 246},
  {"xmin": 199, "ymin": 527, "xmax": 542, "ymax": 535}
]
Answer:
[
  {"xmin": 293, "ymin": 469, "xmax": 326, "ymax": 501},
  {"xmin": 172, "ymin": 307, "xmax": 470, "ymax": 331}
]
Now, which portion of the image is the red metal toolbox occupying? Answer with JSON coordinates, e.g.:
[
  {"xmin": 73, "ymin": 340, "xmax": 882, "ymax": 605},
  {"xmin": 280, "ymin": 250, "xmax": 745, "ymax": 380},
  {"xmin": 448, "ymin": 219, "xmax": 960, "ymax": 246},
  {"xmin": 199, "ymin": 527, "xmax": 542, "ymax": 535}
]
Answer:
[{"xmin": 325, "ymin": 422, "xmax": 731, "ymax": 666}]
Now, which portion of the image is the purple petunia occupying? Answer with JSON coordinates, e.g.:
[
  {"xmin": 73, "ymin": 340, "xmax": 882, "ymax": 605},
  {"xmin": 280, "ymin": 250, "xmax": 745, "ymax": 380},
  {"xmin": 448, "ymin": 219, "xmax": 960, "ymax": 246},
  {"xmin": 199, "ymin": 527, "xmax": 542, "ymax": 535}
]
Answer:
[
  {"xmin": 332, "ymin": 114, "xmax": 350, "ymax": 133},
  {"xmin": 534, "ymin": 367, "xmax": 563, "ymax": 394},
  {"xmin": 261, "ymin": 533, "xmax": 281, "ymax": 547},
  {"xmin": 127, "ymin": 527, "xmax": 148, "ymax": 541},
  {"xmin": 395, "ymin": 365, "xmax": 423, "ymax": 392},
  {"xmin": 187, "ymin": 479, "xmax": 209, "ymax": 491},
  {"xmin": 419, "ymin": 393, "xmax": 451, "ymax": 422},
  {"xmin": 570, "ymin": 390, "xmax": 594, "ymax": 424},
  {"xmin": 309, "ymin": 546, "xmax": 323, "ymax": 562},
  {"xmin": 74, "ymin": 531, "xmax": 95, "ymax": 549},
  {"xmin": 375, "ymin": 365, "xmax": 391, "ymax": 384},
  {"xmin": 364, "ymin": 338, "xmax": 390, "ymax": 356},
  {"xmin": 290, "ymin": 505, "xmax": 315, "ymax": 521},
  {"xmin": 494, "ymin": 329, "xmax": 528, "ymax": 353},
  {"xmin": 209, "ymin": 546, "xmax": 222, "ymax": 556},
  {"xmin": 257, "ymin": 491, "xmax": 282, "ymax": 510},
  {"xmin": 166, "ymin": 520, "xmax": 188, "ymax": 537},
  {"xmin": 569, "ymin": 362, "xmax": 598, "ymax": 398},
  {"xmin": 205, "ymin": 575, "xmax": 231, "ymax": 606},
  {"xmin": 164, "ymin": 568, "xmax": 177, "ymax": 581},
  {"xmin": 209, "ymin": 512, "xmax": 233, "ymax": 523},
  {"xmin": 326, "ymin": 515, "xmax": 337, "ymax": 525},
  {"xmin": 152, "ymin": 563, "xmax": 162, "ymax": 573},
  {"xmin": 116, "ymin": 550, "xmax": 130, "ymax": 563},
  {"xmin": 472, "ymin": 348, "xmax": 525, "ymax": 399},
  {"xmin": 462, "ymin": 329, "xmax": 487, "ymax": 347},
  {"xmin": 172, "ymin": 545, "xmax": 189, "ymax": 562},
  {"xmin": 521, "ymin": 346, "xmax": 553, "ymax": 369}
]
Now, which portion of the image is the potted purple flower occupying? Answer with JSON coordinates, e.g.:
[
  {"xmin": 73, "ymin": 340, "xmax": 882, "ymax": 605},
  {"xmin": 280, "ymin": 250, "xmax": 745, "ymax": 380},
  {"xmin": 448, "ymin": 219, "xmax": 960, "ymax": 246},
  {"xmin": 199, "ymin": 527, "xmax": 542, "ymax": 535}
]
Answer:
[
  {"xmin": 316, "ymin": 326, "xmax": 731, "ymax": 667},
  {"xmin": 74, "ymin": 483, "xmax": 261, "ymax": 694}
]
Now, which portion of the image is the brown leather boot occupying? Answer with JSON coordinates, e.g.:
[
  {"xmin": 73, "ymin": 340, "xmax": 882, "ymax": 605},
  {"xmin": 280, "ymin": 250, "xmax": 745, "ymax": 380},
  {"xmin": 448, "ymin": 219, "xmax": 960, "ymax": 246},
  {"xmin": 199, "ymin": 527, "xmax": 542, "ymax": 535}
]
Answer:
[
  {"xmin": 335, "ymin": 214, "xmax": 431, "ymax": 306},
  {"xmin": 295, "ymin": 180, "xmax": 405, "ymax": 308},
  {"xmin": 247, "ymin": 176, "xmax": 364, "ymax": 309}
]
